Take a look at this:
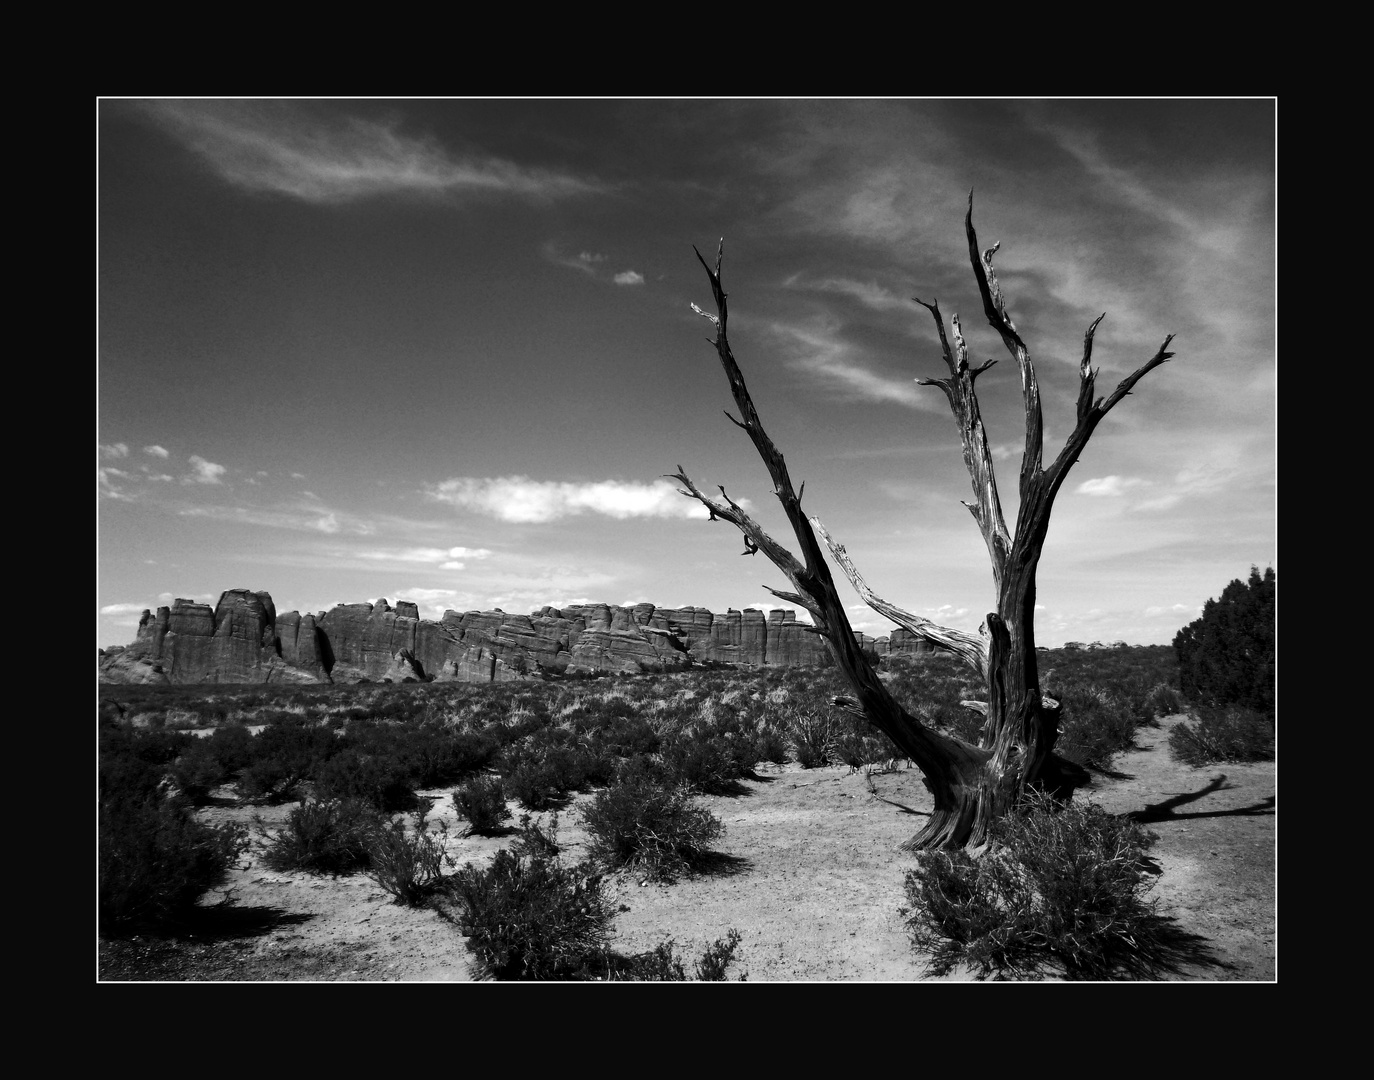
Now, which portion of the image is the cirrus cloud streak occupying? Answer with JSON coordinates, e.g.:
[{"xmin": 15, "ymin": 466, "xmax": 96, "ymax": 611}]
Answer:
[{"xmin": 427, "ymin": 476, "xmax": 711, "ymax": 523}]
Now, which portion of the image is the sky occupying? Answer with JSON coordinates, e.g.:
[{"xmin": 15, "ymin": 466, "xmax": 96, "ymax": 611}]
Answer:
[{"xmin": 97, "ymin": 99, "xmax": 1276, "ymax": 652}]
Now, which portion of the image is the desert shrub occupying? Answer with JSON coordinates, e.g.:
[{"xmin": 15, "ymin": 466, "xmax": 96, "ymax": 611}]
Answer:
[
  {"xmin": 241, "ymin": 716, "xmax": 341, "ymax": 801},
  {"xmin": 100, "ymin": 790, "xmax": 248, "ymax": 931},
  {"xmin": 903, "ymin": 792, "xmax": 1171, "ymax": 980},
  {"xmin": 151, "ymin": 724, "xmax": 256, "ymax": 804},
  {"xmin": 590, "ymin": 714, "xmax": 661, "ymax": 758},
  {"xmin": 367, "ymin": 812, "xmax": 450, "ymax": 906},
  {"xmin": 580, "ymin": 765, "xmax": 723, "ymax": 881},
  {"xmin": 604, "ymin": 940, "xmax": 687, "ymax": 980},
  {"xmin": 167, "ymin": 743, "xmax": 229, "ymax": 804},
  {"xmin": 601, "ymin": 934, "xmax": 741, "ymax": 981},
  {"xmin": 1168, "ymin": 704, "xmax": 1275, "ymax": 766},
  {"xmin": 751, "ymin": 720, "xmax": 791, "ymax": 765},
  {"xmin": 693, "ymin": 928, "xmax": 745, "ymax": 980},
  {"xmin": 1147, "ymin": 681, "xmax": 1183, "ymax": 718},
  {"xmin": 581, "ymin": 927, "xmax": 745, "ymax": 981},
  {"xmin": 512, "ymin": 812, "xmax": 561, "ymax": 860},
  {"xmin": 829, "ymin": 712, "xmax": 901, "ymax": 770},
  {"xmin": 449, "ymin": 848, "xmax": 614, "ymax": 980},
  {"xmin": 789, "ymin": 707, "xmax": 838, "ymax": 768},
  {"xmin": 1174, "ymin": 565, "xmax": 1275, "ymax": 717},
  {"xmin": 658, "ymin": 734, "xmax": 738, "ymax": 793},
  {"xmin": 656, "ymin": 705, "xmax": 764, "ymax": 793},
  {"xmin": 413, "ymin": 729, "xmax": 499, "ymax": 785},
  {"xmin": 100, "ymin": 723, "xmax": 194, "ymax": 775},
  {"xmin": 504, "ymin": 747, "xmax": 582, "ymax": 810},
  {"xmin": 257, "ymin": 797, "xmax": 381, "ymax": 875},
  {"xmin": 1053, "ymin": 685, "xmax": 1139, "ymax": 772},
  {"xmin": 313, "ymin": 749, "xmax": 416, "ymax": 812},
  {"xmin": 343, "ymin": 721, "xmax": 497, "ymax": 788},
  {"xmin": 452, "ymin": 776, "xmax": 512, "ymax": 836},
  {"xmin": 237, "ymin": 757, "xmax": 297, "ymax": 802}
]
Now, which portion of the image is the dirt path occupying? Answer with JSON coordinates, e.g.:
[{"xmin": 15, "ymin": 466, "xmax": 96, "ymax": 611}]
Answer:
[{"xmin": 100, "ymin": 713, "xmax": 1275, "ymax": 981}]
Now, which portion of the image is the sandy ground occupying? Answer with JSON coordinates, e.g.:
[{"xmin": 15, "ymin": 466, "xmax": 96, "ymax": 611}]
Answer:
[{"xmin": 98, "ymin": 713, "xmax": 1275, "ymax": 981}]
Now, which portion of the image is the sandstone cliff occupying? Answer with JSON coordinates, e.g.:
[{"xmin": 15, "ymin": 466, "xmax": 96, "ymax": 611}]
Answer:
[{"xmin": 98, "ymin": 589, "xmax": 940, "ymax": 686}]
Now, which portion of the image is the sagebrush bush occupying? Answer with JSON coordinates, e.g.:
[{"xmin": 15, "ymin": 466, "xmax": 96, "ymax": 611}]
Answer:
[
  {"xmin": 752, "ymin": 721, "xmax": 791, "ymax": 765},
  {"xmin": 1168, "ymin": 704, "xmax": 1275, "ymax": 766},
  {"xmin": 313, "ymin": 748, "xmax": 417, "ymax": 812},
  {"xmin": 504, "ymin": 749, "xmax": 580, "ymax": 810},
  {"xmin": 100, "ymin": 792, "xmax": 248, "ymax": 930},
  {"xmin": 367, "ymin": 812, "xmax": 450, "ymax": 906},
  {"xmin": 448, "ymin": 842, "xmax": 744, "ymax": 981},
  {"xmin": 99, "ymin": 723, "xmax": 248, "ymax": 931},
  {"xmin": 511, "ymin": 812, "xmax": 561, "ymax": 860},
  {"xmin": 257, "ymin": 797, "xmax": 381, "ymax": 875},
  {"xmin": 693, "ymin": 928, "xmax": 745, "ymax": 980},
  {"xmin": 593, "ymin": 930, "xmax": 745, "ymax": 981},
  {"xmin": 589, "ymin": 714, "xmax": 660, "ymax": 757},
  {"xmin": 788, "ymin": 707, "xmax": 838, "ymax": 768},
  {"xmin": 449, "ymin": 848, "xmax": 613, "ymax": 980},
  {"xmin": 904, "ymin": 792, "xmax": 1177, "ymax": 980},
  {"xmin": 237, "ymin": 715, "xmax": 342, "ymax": 802},
  {"xmin": 580, "ymin": 762, "xmax": 723, "ymax": 881},
  {"xmin": 658, "ymin": 733, "xmax": 745, "ymax": 793},
  {"xmin": 167, "ymin": 723, "xmax": 257, "ymax": 803},
  {"xmin": 1053, "ymin": 685, "xmax": 1139, "ymax": 772},
  {"xmin": 453, "ymin": 775, "xmax": 512, "ymax": 836}
]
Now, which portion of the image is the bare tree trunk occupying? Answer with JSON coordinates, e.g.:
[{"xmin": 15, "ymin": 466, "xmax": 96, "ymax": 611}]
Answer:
[{"xmin": 676, "ymin": 195, "xmax": 1175, "ymax": 849}]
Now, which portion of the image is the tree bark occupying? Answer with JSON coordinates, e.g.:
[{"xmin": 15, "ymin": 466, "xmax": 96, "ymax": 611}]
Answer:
[{"xmin": 677, "ymin": 196, "xmax": 1174, "ymax": 849}]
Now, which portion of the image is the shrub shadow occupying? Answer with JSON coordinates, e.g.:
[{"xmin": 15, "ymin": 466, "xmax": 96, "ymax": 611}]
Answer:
[
  {"xmin": 689, "ymin": 850, "xmax": 752, "ymax": 878},
  {"xmin": 102, "ymin": 903, "xmax": 313, "ymax": 943},
  {"xmin": 1097, "ymin": 915, "xmax": 1228, "ymax": 980},
  {"xmin": 696, "ymin": 778, "xmax": 756, "ymax": 798}
]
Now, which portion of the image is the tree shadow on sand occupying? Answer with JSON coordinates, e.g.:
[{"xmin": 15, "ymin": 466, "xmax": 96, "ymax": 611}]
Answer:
[{"xmin": 1125, "ymin": 774, "xmax": 1276, "ymax": 824}]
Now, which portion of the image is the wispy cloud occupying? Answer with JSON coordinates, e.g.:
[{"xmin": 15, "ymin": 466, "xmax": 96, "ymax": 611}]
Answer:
[
  {"xmin": 140, "ymin": 101, "xmax": 603, "ymax": 204},
  {"xmin": 178, "ymin": 501, "xmax": 374, "ymax": 535},
  {"xmin": 613, "ymin": 270, "xmax": 644, "ymax": 286},
  {"xmin": 427, "ymin": 476, "xmax": 711, "ymax": 523},
  {"xmin": 1025, "ymin": 113, "xmax": 1254, "ymax": 260},
  {"xmin": 1134, "ymin": 460, "xmax": 1242, "ymax": 513},
  {"xmin": 98, "ymin": 467, "xmax": 132, "ymax": 500},
  {"xmin": 100, "ymin": 443, "xmax": 129, "ymax": 459},
  {"xmin": 143, "ymin": 444, "xmax": 170, "ymax": 458},
  {"xmin": 1075, "ymin": 475, "xmax": 1146, "ymax": 497},
  {"xmin": 784, "ymin": 274, "xmax": 913, "ymax": 313},
  {"xmin": 351, "ymin": 545, "xmax": 494, "ymax": 568},
  {"xmin": 1145, "ymin": 602, "xmax": 1198, "ymax": 617},
  {"xmin": 186, "ymin": 455, "xmax": 226, "ymax": 484},
  {"xmin": 770, "ymin": 321, "xmax": 943, "ymax": 412},
  {"xmin": 101, "ymin": 602, "xmax": 150, "ymax": 616},
  {"xmin": 542, "ymin": 246, "xmax": 605, "ymax": 275}
]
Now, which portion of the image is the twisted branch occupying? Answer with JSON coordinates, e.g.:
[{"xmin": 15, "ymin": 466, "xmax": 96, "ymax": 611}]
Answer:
[{"xmin": 811, "ymin": 516, "xmax": 989, "ymax": 679}]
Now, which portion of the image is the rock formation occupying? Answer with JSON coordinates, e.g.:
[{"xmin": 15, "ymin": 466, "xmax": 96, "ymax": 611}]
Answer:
[{"xmin": 98, "ymin": 588, "xmax": 943, "ymax": 686}]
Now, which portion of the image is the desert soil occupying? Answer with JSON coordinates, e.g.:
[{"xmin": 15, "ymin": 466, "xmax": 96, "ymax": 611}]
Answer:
[{"xmin": 98, "ymin": 713, "xmax": 1275, "ymax": 981}]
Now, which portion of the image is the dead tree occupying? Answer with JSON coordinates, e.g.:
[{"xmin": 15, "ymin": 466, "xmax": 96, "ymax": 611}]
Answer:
[{"xmin": 673, "ymin": 194, "xmax": 1175, "ymax": 850}]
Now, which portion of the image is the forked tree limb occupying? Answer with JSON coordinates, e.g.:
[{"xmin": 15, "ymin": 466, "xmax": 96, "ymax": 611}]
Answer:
[
  {"xmin": 962, "ymin": 194, "xmax": 1176, "ymax": 527},
  {"xmin": 677, "ymin": 241, "xmax": 986, "ymax": 794},
  {"xmin": 964, "ymin": 192, "xmax": 1045, "ymax": 504},
  {"xmin": 912, "ymin": 295, "xmax": 1013, "ymax": 587},
  {"xmin": 810, "ymin": 516, "xmax": 989, "ymax": 679},
  {"xmin": 668, "ymin": 467, "xmax": 822, "ymax": 624}
]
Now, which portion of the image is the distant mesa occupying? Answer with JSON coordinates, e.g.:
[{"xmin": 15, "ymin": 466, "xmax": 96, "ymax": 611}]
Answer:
[{"xmin": 97, "ymin": 588, "xmax": 941, "ymax": 686}]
